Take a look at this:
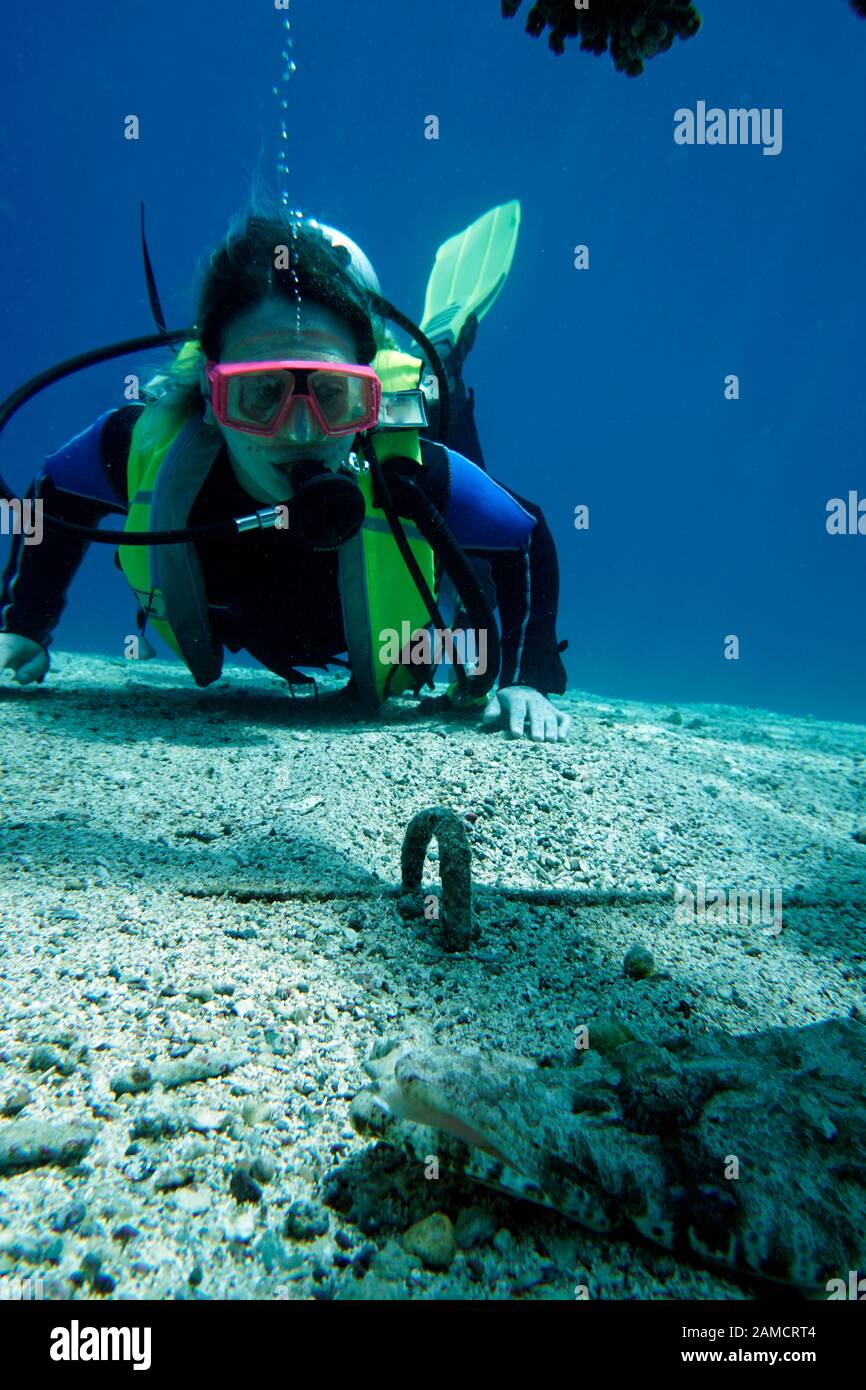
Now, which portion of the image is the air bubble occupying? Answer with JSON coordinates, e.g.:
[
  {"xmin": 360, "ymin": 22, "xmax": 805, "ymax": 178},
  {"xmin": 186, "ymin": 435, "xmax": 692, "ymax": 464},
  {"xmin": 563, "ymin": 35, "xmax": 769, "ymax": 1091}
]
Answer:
[{"xmin": 273, "ymin": 2, "xmax": 301, "ymax": 205}]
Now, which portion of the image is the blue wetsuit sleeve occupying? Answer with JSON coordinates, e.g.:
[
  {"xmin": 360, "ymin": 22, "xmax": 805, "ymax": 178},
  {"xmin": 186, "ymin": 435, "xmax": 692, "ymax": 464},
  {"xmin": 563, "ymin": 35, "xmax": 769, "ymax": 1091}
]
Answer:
[
  {"xmin": 42, "ymin": 408, "xmax": 128, "ymax": 505},
  {"xmin": 441, "ymin": 447, "xmax": 536, "ymax": 548},
  {"xmin": 0, "ymin": 408, "xmax": 136, "ymax": 649}
]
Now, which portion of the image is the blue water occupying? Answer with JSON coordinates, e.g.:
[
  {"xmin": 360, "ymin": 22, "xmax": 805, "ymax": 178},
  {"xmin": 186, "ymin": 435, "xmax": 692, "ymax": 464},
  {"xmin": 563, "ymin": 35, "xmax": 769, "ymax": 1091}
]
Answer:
[{"xmin": 1, "ymin": 0, "xmax": 864, "ymax": 722}]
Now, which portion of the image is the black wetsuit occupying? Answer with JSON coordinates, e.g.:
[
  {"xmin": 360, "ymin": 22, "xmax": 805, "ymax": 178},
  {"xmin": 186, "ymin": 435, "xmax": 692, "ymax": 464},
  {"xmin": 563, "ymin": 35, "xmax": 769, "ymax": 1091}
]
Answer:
[{"xmin": 1, "ymin": 392, "xmax": 568, "ymax": 696}]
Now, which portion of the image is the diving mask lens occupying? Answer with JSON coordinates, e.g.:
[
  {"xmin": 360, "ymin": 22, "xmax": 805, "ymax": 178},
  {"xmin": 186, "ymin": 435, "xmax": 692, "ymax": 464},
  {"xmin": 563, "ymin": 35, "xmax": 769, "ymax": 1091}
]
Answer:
[
  {"xmin": 229, "ymin": 370, "xmax": 292, "ymax": 429},
  {"xmin": 308, "ymin": 369, "xmax": 369, "ymax": 431}
]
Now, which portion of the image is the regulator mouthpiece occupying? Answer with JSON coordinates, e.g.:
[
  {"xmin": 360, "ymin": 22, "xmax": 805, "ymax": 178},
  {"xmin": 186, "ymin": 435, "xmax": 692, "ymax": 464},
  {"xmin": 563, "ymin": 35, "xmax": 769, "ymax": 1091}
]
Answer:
[{"xmin": 287, "ymin": 461, "xmax": 365, "ymax": 550}]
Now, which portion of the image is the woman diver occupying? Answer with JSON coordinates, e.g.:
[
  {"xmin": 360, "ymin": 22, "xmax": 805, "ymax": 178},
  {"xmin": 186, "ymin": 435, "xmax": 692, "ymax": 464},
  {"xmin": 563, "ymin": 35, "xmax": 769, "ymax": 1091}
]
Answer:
[{"xmin": 0, "ymin": 209, "xmax": 571, "ymax": 742}]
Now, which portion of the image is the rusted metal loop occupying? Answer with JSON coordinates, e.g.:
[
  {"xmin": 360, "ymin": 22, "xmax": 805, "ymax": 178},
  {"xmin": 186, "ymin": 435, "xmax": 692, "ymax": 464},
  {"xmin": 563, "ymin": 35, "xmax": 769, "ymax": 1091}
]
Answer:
[{"xmin": 400, "ymin": 806, "xmax": 476, "ymax": 951}]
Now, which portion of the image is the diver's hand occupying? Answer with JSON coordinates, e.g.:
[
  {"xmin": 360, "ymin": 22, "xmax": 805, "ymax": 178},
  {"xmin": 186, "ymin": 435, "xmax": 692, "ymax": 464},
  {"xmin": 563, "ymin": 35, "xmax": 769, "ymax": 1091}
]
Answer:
[
  {"xmin": 482, "ymin": 685, "xmax": 571, "ymax": 742},
  {"xmin": 0, "ymin": 633, "xmax": 49, "ymax": 685}
]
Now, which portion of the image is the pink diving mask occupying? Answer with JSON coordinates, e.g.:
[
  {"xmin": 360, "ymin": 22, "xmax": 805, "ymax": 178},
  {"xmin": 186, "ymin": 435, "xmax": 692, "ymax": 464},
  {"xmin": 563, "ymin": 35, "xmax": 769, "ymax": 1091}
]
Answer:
[{"xmin": 205, "ymin": 360, "xmax": 382, "ymax": 438}]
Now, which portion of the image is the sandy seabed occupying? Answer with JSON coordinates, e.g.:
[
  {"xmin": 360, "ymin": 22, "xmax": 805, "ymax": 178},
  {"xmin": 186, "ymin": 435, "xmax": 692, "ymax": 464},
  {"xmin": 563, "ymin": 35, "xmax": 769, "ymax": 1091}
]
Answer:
[{"xmin": 0, "ymin": 652, "xmax": 864, "ymax": 1300}]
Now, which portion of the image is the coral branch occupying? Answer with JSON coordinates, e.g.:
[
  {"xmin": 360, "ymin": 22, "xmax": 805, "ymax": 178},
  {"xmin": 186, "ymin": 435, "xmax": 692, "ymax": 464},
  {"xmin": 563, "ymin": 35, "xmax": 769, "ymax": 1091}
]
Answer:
[{"xmin": 501, "ymin": 0, "xmax": 702, "ymax": 75}]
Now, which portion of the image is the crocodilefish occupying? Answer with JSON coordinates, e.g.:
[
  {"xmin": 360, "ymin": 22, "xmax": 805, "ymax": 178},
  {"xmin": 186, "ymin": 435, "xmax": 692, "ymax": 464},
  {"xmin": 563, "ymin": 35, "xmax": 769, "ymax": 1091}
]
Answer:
[{"xmin": 351, "ymin": 1016, "xmax": 866, "ymax": 1292}]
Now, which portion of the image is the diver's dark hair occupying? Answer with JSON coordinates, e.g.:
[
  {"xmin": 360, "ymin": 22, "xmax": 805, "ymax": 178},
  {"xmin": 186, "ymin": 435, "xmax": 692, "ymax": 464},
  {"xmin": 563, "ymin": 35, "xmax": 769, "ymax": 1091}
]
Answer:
[
  {"xmin": 142, "ymin": 203, "xmax": 379, "ymax": 410},
  {"xmin": 197, "ymin": 211, "xmax": 378, "ymax": 364}
]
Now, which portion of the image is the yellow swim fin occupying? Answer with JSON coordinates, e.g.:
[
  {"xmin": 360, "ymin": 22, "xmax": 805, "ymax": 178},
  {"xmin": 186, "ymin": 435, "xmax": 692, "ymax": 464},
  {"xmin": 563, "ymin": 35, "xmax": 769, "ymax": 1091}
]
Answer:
[{"xmin": 420, "ymin": 200, "xmax": 521, "ymax": 351}]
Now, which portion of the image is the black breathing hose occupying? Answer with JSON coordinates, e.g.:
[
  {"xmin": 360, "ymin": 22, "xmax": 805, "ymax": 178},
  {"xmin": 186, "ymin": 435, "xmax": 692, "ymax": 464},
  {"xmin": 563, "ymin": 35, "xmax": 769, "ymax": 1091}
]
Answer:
[{"xmin": 368, "ymin": 449, "xmax": 501, "ymax": 703}]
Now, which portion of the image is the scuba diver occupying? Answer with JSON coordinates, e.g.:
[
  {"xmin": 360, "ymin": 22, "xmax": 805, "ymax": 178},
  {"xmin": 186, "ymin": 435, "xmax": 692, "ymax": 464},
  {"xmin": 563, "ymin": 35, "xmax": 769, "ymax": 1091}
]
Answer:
[{"xmin": 0, "ymin": 202, "xmax": 570, "ymax": 742}]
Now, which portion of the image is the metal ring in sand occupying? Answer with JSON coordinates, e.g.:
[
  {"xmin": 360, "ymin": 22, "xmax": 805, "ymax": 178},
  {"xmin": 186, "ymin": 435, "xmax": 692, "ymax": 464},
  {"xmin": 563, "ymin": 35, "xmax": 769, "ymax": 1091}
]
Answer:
[{"xmin": 400, "ymin": 806, "xmax": 476, "ymax": 952}]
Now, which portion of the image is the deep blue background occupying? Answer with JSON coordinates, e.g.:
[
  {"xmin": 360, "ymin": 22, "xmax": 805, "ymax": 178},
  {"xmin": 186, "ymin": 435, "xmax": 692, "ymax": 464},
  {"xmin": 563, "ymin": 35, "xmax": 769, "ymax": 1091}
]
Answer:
[{"xmin": 1, "ymin": 0, "xmax": 864, "ymax": 721}]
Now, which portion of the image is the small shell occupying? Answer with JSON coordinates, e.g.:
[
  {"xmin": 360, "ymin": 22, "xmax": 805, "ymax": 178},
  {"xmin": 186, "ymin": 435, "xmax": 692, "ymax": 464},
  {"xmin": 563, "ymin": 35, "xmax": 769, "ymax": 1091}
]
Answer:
[{"xmin": 623, "ymin": 945, "xmax": 655, "ymax": 979}]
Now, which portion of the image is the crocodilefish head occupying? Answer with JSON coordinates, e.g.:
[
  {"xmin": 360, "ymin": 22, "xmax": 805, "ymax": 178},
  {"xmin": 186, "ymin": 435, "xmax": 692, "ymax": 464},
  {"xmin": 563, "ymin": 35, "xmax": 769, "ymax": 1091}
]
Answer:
[
  {"xmin": 360, "ymin": 1043, "xmax": 517, "ymax": 1161},
  {"xmin": 356, "ymin": 1042, "xmax": 611, "ymax": 1225}
]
